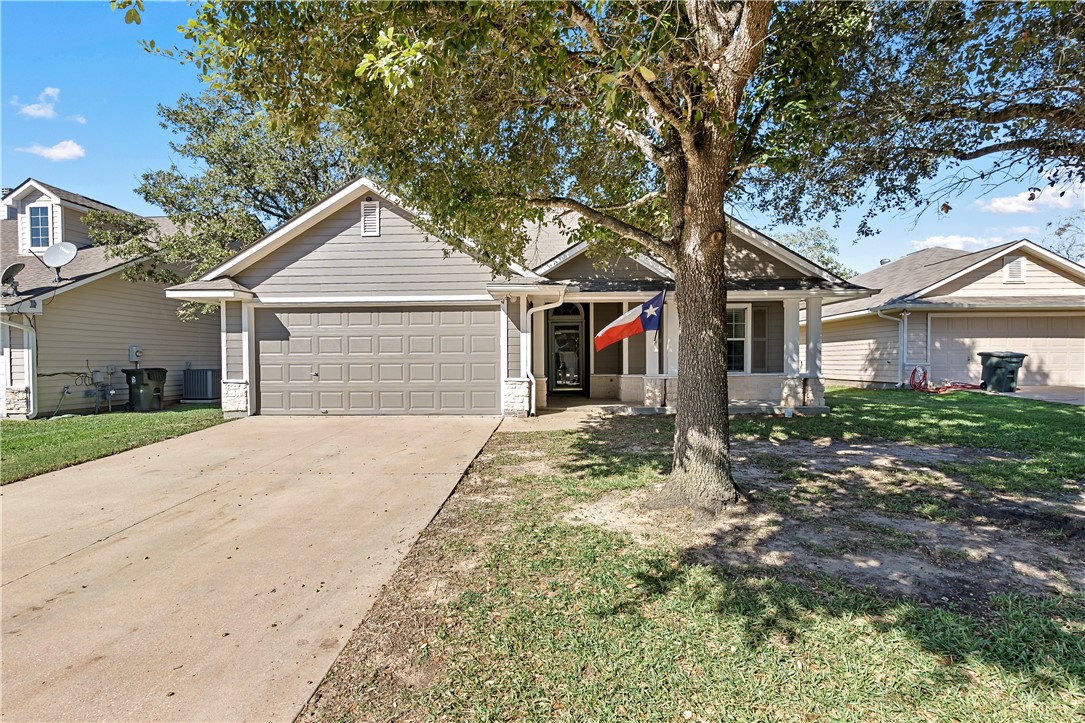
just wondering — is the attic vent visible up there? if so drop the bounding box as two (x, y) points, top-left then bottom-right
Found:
(1003, 255), (1026, 283)
(361, 200), (380, 237)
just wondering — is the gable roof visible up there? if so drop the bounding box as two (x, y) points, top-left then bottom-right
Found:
(199, 177), (541, 282)
(823, 239), (1085, 319)
(3, 178), (132, 215)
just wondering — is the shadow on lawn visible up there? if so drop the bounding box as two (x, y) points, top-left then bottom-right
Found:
(561, 400), (1085, 691)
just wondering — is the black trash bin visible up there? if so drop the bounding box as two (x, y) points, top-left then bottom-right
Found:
(122, 368), (168, 411)
(977, 352), (1028, 393)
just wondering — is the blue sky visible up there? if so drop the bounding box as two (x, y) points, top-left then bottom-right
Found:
(3, 1), (1081, 274)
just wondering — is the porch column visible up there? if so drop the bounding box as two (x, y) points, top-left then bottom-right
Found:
(645, 325), (660, 375)
(804, 296), (824, 405)
(805, 297), (822, 379)
(520, 296), (529, 377)
(663, 299), (679, 375)
(782, 298), (802, 407)
(532, 308), (547, 409)
(621, 302), (629, 375)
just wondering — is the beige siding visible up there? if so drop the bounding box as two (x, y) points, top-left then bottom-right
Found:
(8, 322), (26, 386)
(506, 300), (521, 378)
(726, 236), (806, 280)
(236, 203), (497, 297)
(548, 253), (664, 281)
(820, 315), (900, 384)
(224, 301), (244, 379)
(63, 207), (93, 248)
(933, 251), (1085, 297)
(33, 273), (220, 414)
(906, 311), (929, 364)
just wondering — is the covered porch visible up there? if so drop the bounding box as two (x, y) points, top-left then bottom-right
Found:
(492, 280), (830, 416)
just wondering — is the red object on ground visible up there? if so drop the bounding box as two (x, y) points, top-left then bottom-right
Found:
(909, 366), (986, 394)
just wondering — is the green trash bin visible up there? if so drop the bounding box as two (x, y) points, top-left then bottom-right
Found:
(122, 368), (168, 411)
(977, 352), (1028, 393)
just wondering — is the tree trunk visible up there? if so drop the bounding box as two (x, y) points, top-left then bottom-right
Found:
(656, 186), (738, 515)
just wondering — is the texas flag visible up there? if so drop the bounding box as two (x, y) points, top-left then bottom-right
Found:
(594, 291), (666, 352)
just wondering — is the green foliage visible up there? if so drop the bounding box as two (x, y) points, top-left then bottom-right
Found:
(84, 89), (365, 316)
(743, 1), (1085, 233)
(774, 227), (857, 279)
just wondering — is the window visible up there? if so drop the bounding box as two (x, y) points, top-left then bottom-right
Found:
(361, 200), (380, 236)
(726, 306), (750, 372)
(29, 206), (51, 248)
(1003, 255), (1026, 283)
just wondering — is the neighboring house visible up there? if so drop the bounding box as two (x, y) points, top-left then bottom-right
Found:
(166, 177), (873, 417)
(810, 241), (1085, 388)
(1, 179), (220, 418)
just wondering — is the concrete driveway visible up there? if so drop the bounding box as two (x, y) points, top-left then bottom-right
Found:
(1, 415), (498, 722)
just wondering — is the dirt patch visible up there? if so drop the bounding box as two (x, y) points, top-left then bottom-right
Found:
(567, 439), (1084, 611)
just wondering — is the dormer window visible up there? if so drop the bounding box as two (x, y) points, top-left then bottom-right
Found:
(1003, 255), (1026, 283)
(29, 205), (52, 248)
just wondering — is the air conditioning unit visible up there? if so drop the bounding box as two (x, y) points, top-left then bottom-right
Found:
(183, 368), (222, 401)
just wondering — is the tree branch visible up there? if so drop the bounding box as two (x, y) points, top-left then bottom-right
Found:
(914, 101), (1085, 130)
(564, 1), (688, 136)
(598, 190), (666, 211)
(901, 137), (1084, 162)
(524, 195), (675, 265)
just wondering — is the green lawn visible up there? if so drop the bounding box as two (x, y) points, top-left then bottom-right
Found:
(301, 388), (1085, 722)
(1, 404), (228, 484)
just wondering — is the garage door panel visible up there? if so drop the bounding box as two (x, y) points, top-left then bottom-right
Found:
(257, 306), (501, 415)
(409, 336), (434, 354)
(931, 315), (1085, 387)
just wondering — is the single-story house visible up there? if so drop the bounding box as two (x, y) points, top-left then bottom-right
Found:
(1, 179), (220, 418)
(166, 177), (874, 417)
(809, 241), (1085, 388)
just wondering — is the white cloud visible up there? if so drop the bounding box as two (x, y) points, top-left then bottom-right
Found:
(68, 114), (87, 124)
(976, 185), (1084, 214)
(910, 234), (1004, 252)
(17, 140), (86, 161)
(11, 87), (61, 119)
(1006, 225), (1040, 236)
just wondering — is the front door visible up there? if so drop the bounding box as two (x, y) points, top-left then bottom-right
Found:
(548, 303), (585, 392)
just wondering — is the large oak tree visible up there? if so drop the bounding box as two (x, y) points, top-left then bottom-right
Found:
(119, 0), (1084, 515)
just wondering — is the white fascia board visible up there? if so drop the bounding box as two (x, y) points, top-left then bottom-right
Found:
(634, 254), (674, 279)
(726, 216), (843, 282)
(3, 179), (59, 207)
(534, 242), (588, 275)
(251, 294), (497, 306)
(200, 176), (542, 282)
(911, 240), (1085, 300)
(199, 177), (379, 280)
(165, 289), (254, 301)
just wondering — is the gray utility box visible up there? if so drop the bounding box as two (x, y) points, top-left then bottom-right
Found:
(183, 368), (222, 400)
(122, 368), (168, 411)
(977, 352), (1028, 393)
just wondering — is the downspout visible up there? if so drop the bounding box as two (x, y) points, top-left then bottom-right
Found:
(525, 285), (569, 417)
(1, 314), (39, 419)
(875, 308), (904, 387)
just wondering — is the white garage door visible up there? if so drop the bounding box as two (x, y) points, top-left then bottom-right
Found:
(930, 315), (1085, 387)
(256, 307), (501, 415)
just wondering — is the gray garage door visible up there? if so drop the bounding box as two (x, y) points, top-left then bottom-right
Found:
(931, 315), (1085, 387)
(256, 307), (501, 414)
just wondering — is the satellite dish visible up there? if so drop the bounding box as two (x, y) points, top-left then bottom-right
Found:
(1, 262), (24, 295)
(42, 242), (78, 283)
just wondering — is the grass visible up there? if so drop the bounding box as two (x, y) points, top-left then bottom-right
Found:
(0, 404), (228, 484)
(302, 388), (1085, 721)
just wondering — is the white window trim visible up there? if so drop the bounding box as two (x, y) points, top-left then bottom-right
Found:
(727, 303), (753, 374)
(361, 200), (380, 237)
(1003, 255), (1026, 283)
(27, 203), (55, 251)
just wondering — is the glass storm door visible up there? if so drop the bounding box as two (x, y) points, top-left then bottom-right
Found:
(550, 322), (584, 391)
